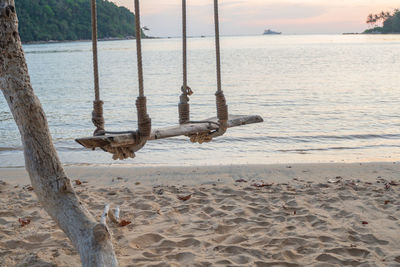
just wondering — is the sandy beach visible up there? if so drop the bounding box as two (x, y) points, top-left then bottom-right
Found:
(0, 163), (399, 266)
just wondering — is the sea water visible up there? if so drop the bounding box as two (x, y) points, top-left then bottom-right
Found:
(1, 35), (400, 167)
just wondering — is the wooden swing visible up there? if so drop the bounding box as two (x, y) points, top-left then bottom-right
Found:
(76, 0), (263, 160)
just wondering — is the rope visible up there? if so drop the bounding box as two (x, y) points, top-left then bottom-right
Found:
(91, 0), (100, 101)
(92, 100), (105, 135)
(215, 91), (228, 121)
(179, 0), (192, 124)
(89, 0), (151, 160)
(190, 132), (213, 144)
(182, 0), (188, 94)
(134, 0), (151, 140)
(214, 0), (222, 94)
(190, 0), (228, 144)
(103, 146), (136, 160)
(135, 0), (144, 97)
(178, 102), (190, 124)
(136, 96), (152, 138)
(212, 0), (228, 136)
(102, 0), (151, 161)
(90, 0), (105, 134)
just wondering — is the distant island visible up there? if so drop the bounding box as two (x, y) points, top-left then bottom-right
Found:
(364, 9), (400, 34)
(15, 0), (145, 43)
(263, 29), (281, 35)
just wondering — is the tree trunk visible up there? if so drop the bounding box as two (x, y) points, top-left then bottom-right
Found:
(0, 1), (118, 266)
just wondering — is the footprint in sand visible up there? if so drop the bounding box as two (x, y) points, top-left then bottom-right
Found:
(224, 235), (248, 245)
(325, 247), (370, 258)
(178, 237), (201, 247)
(214, 224), (237, 234)
(130, 233), (164, 248)
(166, 251), (196, 263)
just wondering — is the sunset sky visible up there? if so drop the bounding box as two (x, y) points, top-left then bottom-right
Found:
(112, 0), (398, 36)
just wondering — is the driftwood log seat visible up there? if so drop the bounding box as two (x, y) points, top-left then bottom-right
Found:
(76, 114), (263, 149)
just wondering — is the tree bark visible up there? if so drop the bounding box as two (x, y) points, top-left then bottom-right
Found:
(0, 1), (118, 266)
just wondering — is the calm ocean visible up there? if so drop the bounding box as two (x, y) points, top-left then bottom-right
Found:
(1, 35), (400, 167)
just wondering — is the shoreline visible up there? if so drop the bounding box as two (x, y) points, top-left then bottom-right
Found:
(22, 33), (400, 45)
(1, 162), (399, 186)
(22, 36), (160, 45)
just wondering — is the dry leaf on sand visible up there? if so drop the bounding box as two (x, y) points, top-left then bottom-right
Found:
(119, 220), (132, 227)
(18, 218), (31, 227)
(178, 195), (192, 201)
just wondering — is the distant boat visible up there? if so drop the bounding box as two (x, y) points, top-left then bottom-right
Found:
(263, 29), (281, 35)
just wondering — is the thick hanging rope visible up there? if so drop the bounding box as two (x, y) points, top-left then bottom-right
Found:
(134, 0), (151, 139)
(136, 96), (151, 138)
(90, 0), (105, 135)
(179, 0), (193, 124)
(135, 0), (144, 98)
(190, 0), (228, 144)
(106, 0), (151, 160)
(182, 0), (187, 93)
(88, 0), (151, 160)
(213, 0), (228, 124)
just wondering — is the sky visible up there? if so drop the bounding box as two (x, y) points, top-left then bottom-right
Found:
(112, 0), (399, 36)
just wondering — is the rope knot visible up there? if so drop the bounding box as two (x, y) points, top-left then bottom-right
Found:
(92, 100), (105, 135)
(181, 85), (193, 96)
(178, 103), (190, 124)
(136, 96), (152, 138)
(215, 91), (228, 122)
(103, 146), (136, 160)
(190, 132), (213, 144)
(179, 85), (193, 124)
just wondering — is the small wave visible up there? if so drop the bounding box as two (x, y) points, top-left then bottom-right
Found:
(56, 146), (88, 152)
(0, 147), (21, 152)
(24, 46), (134, 55)
(25, 49), (90, 54)
(297, 133), (400, 141)
(278, 143), (400, 153)
(224, 133), (400, 142)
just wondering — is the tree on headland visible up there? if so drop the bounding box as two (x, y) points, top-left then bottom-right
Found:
(1, 1), (118, 265)
(15, 0), (145, 43)
(364, 9), (400, 33)
(366, 11), (391, 28)
(366, 14), (375, 27)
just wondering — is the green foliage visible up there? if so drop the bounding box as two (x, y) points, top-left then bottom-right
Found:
(15, 0), (143, 43)
(364, 9), (400, 34)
